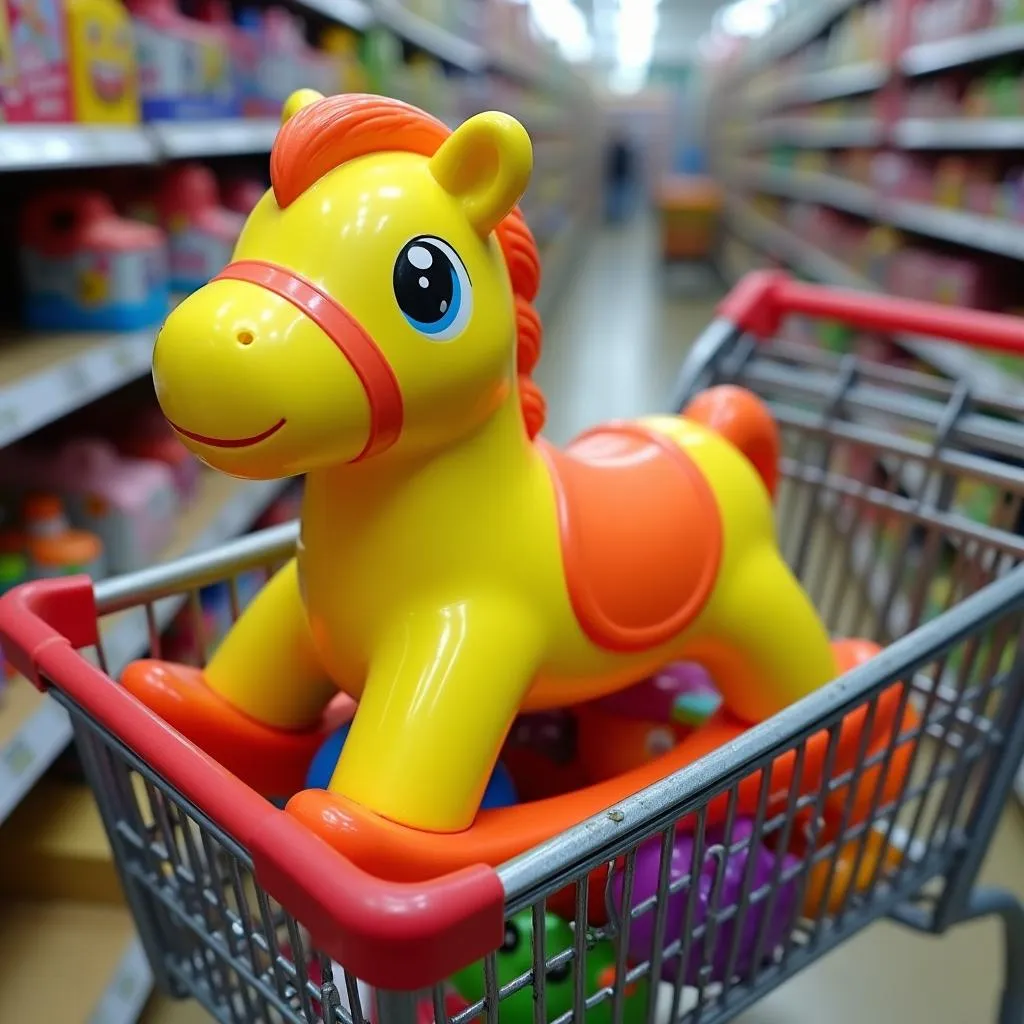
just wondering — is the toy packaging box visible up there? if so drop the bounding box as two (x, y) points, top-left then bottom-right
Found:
(3, 0), (139, 121)
(66, 0), (139, 122)
(130, 0), (238, 120)
(20, 189), (170, 331)
(3, 0), (73, 121)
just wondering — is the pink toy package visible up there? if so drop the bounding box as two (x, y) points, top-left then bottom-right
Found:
(0, 437), (179, 574)
(3, 0), (72, 122)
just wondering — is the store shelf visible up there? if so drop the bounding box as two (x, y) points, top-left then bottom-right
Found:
(0, 117), (284, 172)
(740, 163), (876, 218)
(767, 61), (888, 109)
(0, 901), (151, 1024)
(750, 117), (884, 148)
(0, 329), (156, 450)
(373, 0), (485, 72)
(736, 0), (864, 78)
(879, 198), (1024, 261)
(893, 118), (1024, 150)
(725, 199), (868, 290)
(0, 125), (157, 172)
(0, 472), (289, 829)
(724, 199), (1022, 398)
(740, 162), (1024, 262)
(293, 0), (373, 30)
(901, 22), (1024, 78)
(148, 119), (280, 160)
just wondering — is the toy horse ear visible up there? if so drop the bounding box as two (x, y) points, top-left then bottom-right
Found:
(429, 112), (532, 237)
(281, 89), (324, 125)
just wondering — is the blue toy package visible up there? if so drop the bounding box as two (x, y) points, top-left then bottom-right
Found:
(20, 191), (170, 333)
(130, 0), (240, 121)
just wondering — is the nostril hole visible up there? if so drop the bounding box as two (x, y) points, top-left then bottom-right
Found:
(236, 329), (255, 347)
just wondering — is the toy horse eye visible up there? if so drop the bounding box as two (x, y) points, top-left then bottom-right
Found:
(393, 235), (472, 342)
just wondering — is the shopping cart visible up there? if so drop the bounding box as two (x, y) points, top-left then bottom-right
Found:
(2, 271), (1024, 1024)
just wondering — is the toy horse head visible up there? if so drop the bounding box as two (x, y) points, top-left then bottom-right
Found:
(153, 91), (547, 479)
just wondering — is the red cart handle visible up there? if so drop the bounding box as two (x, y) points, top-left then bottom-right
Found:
(719, 270), (1024, 357)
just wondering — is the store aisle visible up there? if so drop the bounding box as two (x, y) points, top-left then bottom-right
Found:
(535, 213), (722, 443)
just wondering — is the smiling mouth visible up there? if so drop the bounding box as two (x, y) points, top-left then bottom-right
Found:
(169, 418), (286, 448)
(90, 60), (126, 103)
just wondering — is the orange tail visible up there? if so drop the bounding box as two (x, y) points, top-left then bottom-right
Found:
(683, 385), (780, 497)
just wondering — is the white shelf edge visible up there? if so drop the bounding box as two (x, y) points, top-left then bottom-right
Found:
(762, 61), (888, 110)
(373, 0), (485, 73)
(0, 476), (290, 830)
(87, 935), (154, 1024)
(0, 125), (158, 172)
(149, 119), (280, 160)
(731, 0), (864, 82)
(738, 161), (1024, 263)
(0, 330), (156, 450)
(893, 117), (1024, 150)
(293, 0), (373, 30)
(880, 198), (1024, 261)
(724, 199), (1024, 399)
(740, 163), (876, 218)
(750, 117), (884, 149)
(902, 22), (1024, 78)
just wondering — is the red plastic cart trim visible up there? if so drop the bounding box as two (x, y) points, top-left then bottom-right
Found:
(719, 270), (1024, 355)
(0, 579), (505, 990)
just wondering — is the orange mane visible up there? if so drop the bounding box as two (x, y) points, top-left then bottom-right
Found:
(271, 94), (546, 438)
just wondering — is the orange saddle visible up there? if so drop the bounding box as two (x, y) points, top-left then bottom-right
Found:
(537, 422), (723, 653)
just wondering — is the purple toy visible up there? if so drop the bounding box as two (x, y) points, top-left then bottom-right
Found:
(613, 818), (798, 985)
(595, 662), (722, 728)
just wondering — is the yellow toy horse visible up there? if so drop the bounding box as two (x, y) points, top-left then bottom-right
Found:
(124, 90), (839, 834)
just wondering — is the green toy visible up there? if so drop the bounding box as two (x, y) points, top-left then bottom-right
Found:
(449, 910), (649, 1024)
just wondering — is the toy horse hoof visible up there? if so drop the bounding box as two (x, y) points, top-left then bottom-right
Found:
(121, 659), (333, 796)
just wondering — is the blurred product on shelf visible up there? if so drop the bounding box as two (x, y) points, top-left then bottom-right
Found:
(3, 0), (139, 122)
(221, 176), (267, 215)
(113, 405), (201, 500)
(19, 189), (169, 331)
(156, 162), (244, 292)
(67, 0), (140, 122)
(21, 493), (105, 578)
(321, 24), (369, 94)
(253, 480), (303, 528)
(0, 435), (179, 574)
(162, 480), (302, 664)
(128, 0), (238, 120)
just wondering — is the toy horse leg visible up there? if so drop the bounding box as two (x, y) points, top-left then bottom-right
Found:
(203, 559), (336, 725)
(689, 544), (837, 724)
(329, 597), (544, 833)
(122, 559), (337, 795)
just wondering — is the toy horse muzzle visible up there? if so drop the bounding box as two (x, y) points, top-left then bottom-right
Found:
(214, 261), (405, 461)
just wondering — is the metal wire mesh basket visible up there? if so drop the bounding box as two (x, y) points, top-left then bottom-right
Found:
(1, 273), (1023, 1024)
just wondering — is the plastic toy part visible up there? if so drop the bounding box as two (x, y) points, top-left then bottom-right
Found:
(306, 722), (518, 810)
(803, 830), (904, 918)
(614, 818), (799, 984)
(449, 910), (648, 1024)
(138, 90), (839, 834)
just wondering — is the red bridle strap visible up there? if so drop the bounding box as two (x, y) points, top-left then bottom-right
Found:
(214, 259), (404, 461)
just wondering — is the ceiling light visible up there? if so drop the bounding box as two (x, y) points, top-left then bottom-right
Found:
(528, 0), (593, 62)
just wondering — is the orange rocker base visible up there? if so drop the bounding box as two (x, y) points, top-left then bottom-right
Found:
(122, 637), (918, 893)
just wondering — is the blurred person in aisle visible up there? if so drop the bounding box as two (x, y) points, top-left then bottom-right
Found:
(605, 132), (635, 224)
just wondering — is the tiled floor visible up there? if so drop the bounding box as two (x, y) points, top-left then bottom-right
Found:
(144, 214), (1024, 1023)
